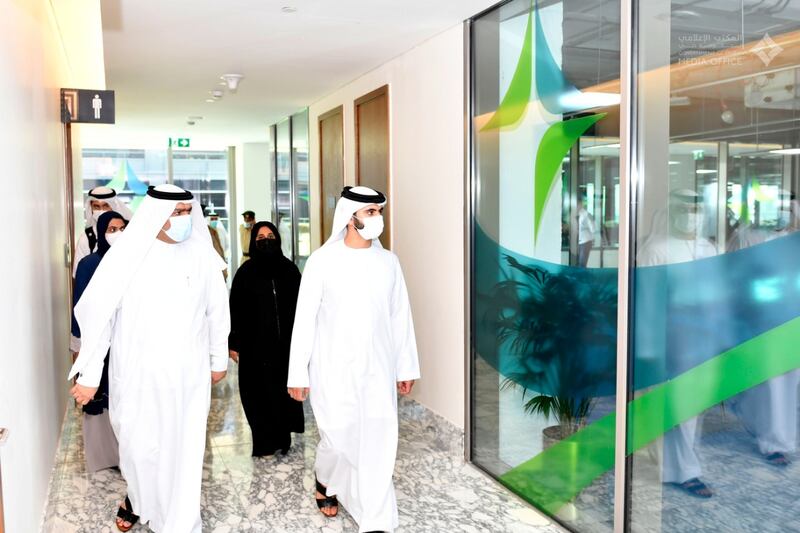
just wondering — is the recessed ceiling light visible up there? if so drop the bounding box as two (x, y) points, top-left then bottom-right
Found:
(669, 161), (680, 165)
(205, 99), (215, 103)
(281, 6), (297, 13)
(770, 148), (800, 155)
(696, 169), (717, 174)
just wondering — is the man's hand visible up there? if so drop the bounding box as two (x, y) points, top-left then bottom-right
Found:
(288, 387), (309, 402)
(229, 350), (239, 363)
(211, 371), (227, 385)
(71, 352), (79, 384)
(70, 383), (98, 406)
(397, 380), (415, 396)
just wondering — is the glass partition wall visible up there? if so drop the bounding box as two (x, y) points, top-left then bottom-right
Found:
(270, 109), (310, 268)
(468, 1), (800, 532)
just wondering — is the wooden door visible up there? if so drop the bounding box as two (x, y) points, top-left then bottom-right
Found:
(355, 85), (390, 249)
(318, 106), (344, 242)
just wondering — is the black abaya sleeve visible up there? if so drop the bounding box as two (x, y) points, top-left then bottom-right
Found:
(228, 264), (250, 353)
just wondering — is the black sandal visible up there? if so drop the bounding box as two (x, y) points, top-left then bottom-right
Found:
(670, 478), (713, 499)
(315, 477), (338, 516)
(116, 495), (140, 532)
(766, 452), (791, 467)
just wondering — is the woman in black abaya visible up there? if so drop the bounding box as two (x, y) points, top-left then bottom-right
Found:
(229, 221), (304, 456)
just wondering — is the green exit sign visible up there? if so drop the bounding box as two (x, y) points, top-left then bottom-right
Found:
(169, 137), (190, 148)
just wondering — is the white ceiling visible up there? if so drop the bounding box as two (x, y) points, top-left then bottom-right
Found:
(86, 0), (497, 149)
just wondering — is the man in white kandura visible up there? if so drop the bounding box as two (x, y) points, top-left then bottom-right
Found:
(637, 189), (716, 498)
(69, 184), (230, 533)
(74, 186), (133, 277)
(727, 190), (800, 467)
(287, 186), (420, 533)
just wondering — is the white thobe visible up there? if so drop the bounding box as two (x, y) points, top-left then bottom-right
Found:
(637, 234), (716, 483)
(76, 239), (229, 532)
(287, 240), (421, 533)
(727, 225), (800, 455)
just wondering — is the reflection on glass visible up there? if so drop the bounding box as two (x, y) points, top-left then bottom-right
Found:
(276, 119), (293, 259)
(291, 109), (310, 270)
(629, 1), (800, 531)
(470, 0), (620, 531)
(82, 148), (169, 213)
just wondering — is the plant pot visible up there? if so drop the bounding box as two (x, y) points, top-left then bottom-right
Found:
(542, 424), (574, 449)
(542, 425), (580, 522)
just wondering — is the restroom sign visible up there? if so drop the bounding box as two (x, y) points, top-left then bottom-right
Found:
(61, 89), (115, 124)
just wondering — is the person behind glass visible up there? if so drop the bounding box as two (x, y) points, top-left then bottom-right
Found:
(727, 190), (800, 467)
(577, 197), (596, 268)
(239, 210), (256, 263)
(71, 211), (126, 473)
(637, 189), (716, 498)
(228, 221), (304, 456)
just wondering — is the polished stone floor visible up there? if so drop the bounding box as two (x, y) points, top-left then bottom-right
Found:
(42, 372), (563, 532)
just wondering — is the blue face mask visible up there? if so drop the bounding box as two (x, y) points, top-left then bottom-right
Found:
(209, 219), (219, 229)
(164, 215), (192, 242)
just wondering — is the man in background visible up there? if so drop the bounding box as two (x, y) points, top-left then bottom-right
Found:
(577, 197), (596, 268)
(240, 210), (255, 263)
(203, 205), (228, 280)
(74, 186), (133, 277)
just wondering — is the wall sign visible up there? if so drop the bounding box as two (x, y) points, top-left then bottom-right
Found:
(61, 89), (115, 124)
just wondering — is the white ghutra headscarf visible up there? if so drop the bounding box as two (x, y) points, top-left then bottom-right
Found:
(324, 186), (387, 248)
(83, 186), (133, 228)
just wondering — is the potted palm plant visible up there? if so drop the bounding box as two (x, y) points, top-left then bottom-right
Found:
(483, 254), (617, 446)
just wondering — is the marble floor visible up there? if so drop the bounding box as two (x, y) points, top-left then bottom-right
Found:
(41, 372), (564, 533)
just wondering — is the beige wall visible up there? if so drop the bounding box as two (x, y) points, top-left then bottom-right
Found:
(308, 25), (466, 429)
(0, 1), (105, 531)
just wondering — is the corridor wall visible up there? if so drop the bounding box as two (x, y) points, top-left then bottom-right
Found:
(308, 24), (467, 429)
(0, 1), (105, 531)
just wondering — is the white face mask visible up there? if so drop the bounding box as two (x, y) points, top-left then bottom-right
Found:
(92, 209), (105, 224)
(163, 215), (193, 242)
(354, 214), (384, 240)
(105, 231), (121, 247)
(674, 212), (702, 235)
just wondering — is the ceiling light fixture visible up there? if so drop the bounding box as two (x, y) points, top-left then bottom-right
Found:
(696, 169), (717, 174)
(770, 148), (800, 155)
(220, 73), (244, 93)
(672, 9), (700, 18)
(205, 99), (215, 103)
